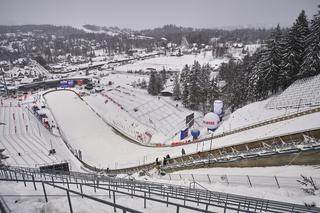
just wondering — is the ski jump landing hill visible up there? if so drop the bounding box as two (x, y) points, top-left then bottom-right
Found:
(1, 74), (320, 173)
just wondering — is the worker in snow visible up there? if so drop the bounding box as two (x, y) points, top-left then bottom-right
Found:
(182, 148), (186, 155)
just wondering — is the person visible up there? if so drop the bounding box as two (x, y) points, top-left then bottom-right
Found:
(181, 148), (186, 155)
(163, 157), (167, 166)
(155, 157), (159, 165)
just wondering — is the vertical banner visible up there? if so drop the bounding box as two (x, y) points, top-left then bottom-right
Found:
(180, 128), (189, 140)
(186, 113), (194, 128)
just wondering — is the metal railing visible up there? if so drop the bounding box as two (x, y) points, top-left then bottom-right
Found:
(159, 173), (320, 190)
(0, 166), (319, 213)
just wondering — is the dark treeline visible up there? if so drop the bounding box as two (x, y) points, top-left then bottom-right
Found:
(0, 25), (84, 36)
(219, 8), (320, 111)
(147, 61), (219, 114)
(0, 25), (162, 63)
(140, 24), (272, 44)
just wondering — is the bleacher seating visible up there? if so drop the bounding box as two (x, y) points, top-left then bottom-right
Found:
(0, 105), (60, 166)
(104, 86), (197, 136)
(266, 74), (320, 109)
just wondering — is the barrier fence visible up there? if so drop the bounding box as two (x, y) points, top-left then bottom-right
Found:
(0, 166), (319, 213)
(158, 173), (320, 189)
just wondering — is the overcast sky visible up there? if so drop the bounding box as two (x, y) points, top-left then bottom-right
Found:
(0, 0), (318, 29)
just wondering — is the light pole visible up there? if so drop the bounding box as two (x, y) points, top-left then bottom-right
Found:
(210, 133), (213, 151)
(297, 99), (302, 113)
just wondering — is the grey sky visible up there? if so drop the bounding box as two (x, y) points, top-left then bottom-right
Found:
(0, 0), (318, 29)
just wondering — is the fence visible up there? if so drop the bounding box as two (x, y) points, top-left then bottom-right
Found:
(0, 166), (319, 213)
(158, 173), (320, 189)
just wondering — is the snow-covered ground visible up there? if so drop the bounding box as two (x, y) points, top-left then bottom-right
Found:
(0, 180), (198, 213)
(171, 165), (320, 177)
(116, 51), (228, 72)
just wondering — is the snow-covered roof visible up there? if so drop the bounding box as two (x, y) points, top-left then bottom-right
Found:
(20, 78), (34, 84)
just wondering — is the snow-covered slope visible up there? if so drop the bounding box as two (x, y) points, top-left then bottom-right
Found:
(266, 74), (320, 109)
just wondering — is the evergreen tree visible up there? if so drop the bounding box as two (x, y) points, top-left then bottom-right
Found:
(148, 71), (158, 95)
(188, 61), (201, 110)
(160, 68), (167, 88)
(155, 73), (163, 94)
(181, 65), (190, 107)
(246, 48), (267, 101)
(299, 6), (320, 78)
(172, 74), (181, 100)
(180, 64), (189, 84)
(260, 25), (285, 94)
(207, 77), (220, 105)
(282, 10), (310, 87)
(140, 78), (147, 89)
(198, 64), (211, 112)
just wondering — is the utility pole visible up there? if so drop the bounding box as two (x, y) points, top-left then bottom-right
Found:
(297, 99), (302, 113)
(210, 133), (213, 151)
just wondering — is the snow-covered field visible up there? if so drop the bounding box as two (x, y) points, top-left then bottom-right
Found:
(171, 165), (320, 177)
(116, 51), (228, 72)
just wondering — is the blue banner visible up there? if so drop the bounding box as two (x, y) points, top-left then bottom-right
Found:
(180, 128), (189, 140)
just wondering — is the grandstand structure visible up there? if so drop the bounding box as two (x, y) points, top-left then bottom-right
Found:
(103, 86), (201, 137)
(266, 74), (320, 109)
(0, 100), (72, 167)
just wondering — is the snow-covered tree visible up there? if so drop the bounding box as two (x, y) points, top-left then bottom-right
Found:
(246, 48), (268, 101)
(181, 65), (190, 107)
(198, 64), (211, 112)
(207, 77), (220, 105)
(299, 6), (320, 78)
(282, 10), (310, 87)
(259, 25), (285, 94)
(172, 74), (181, 100)
(160, 68), (167, 88)
(180, 64), (189, 84)
(188, 61), (202, 110)
(148, 71), (158, 95)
